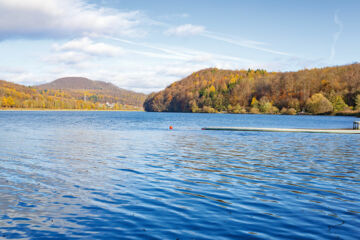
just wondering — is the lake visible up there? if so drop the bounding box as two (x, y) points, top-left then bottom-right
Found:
(0, 111), (359, 239)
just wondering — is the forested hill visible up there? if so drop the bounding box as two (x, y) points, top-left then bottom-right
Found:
(0, 78), (146, 110)
(144, 63), (360, 114)
(36, 77), (146, 107)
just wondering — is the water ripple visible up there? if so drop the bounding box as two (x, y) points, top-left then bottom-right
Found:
(0, 112), (359, 239)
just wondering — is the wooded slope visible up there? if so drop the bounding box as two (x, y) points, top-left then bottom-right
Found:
(0, 77), (146, 110)
(36, 77), (146, 107)
(144, 64), (360, 114)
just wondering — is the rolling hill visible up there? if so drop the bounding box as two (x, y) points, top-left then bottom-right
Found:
(36, 77), (146, 107)
(144, 63), (360, 115)
(0, 77), (146, 110)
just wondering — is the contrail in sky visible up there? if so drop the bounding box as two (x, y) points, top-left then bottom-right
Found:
(201, 31), (291, 56)
(330, 11), (343, 61)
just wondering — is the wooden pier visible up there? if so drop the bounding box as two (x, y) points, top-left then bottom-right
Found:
(353, 121), (360, 130)
(202, 126), (360, 134)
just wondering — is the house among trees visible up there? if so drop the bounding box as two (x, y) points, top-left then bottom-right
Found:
(106, 102), (115, 108)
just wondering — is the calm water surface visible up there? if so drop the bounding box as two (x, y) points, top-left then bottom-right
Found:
(0, 111), (359, 239)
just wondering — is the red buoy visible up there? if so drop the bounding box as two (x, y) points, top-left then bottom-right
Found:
(169, 126), (173, 130)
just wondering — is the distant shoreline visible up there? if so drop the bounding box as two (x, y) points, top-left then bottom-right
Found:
(1, 108), (358, 117)
(0, 108), (143, 112)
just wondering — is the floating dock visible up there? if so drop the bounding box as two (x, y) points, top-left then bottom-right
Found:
(202, 127), (360, 134)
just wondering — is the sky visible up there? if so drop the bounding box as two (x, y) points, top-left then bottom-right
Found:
(0, 0), (359, 93)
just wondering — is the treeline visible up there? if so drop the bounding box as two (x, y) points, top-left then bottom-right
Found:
(144, 63), (360, 115)
(0, 80), (142, 110)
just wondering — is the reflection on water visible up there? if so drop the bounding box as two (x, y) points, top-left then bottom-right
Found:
(0, 111), (359, 239)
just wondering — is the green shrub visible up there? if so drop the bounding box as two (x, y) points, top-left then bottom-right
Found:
(288, 98), (300, 112)
(330, 95), (347, 112)
(249, 107), (260, 114)
(202, 106), (217, 113)
(305, 93), (333, 114)
(258, 97), (273, 113)
(355, 94), (360, 110)
(286, 108), (297, 115)
(271, 106), (279, 114)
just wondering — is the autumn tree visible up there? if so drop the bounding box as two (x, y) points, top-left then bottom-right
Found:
(355, 94), (360, 110)
(305, 93), (333, 114)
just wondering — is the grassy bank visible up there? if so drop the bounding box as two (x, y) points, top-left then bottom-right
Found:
(334, 110), (360, 117)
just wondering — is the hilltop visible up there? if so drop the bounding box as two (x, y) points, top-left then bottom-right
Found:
(144, 63), (360, 115)
(36, 77), (146, 107)
(0, 77), (146, 110)
(37, 77), (120, 91)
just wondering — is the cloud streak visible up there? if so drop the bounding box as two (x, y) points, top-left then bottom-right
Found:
(104, 35), (255, 64)
(330, 11), (343, 61)
(163, 24), (289, 56)
(201, 32), (290, 56)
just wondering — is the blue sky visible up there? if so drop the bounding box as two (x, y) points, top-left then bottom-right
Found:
(0, 0), (359, 93)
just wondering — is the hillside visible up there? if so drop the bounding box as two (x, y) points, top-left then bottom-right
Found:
(36, 77), (146, 107)
(0, 78), (146, 110)
(144, 63), (360, 114)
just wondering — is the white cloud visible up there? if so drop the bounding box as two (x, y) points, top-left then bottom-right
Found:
(0, 0), (142, 39)
(45, 51), (89, 65)
(54, 37), (124, 57)
(165, 24), (205, 36)
(0, 1), (331, 94)
(0, 70), (45, 85)
(107, 58), (253, 93)
(45, 37), (125, 66)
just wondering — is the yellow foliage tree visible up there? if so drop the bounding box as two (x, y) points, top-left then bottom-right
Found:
(1, 96), (8, 107)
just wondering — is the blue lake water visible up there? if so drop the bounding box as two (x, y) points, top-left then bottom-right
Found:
(0, 111), (359, 239)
